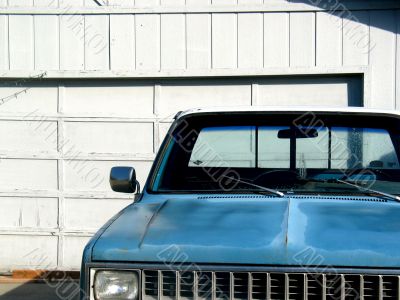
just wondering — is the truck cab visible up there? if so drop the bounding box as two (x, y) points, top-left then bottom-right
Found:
(81, 107), (400, 299)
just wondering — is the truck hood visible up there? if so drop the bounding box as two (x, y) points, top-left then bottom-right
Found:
(92, 195), (400, 267)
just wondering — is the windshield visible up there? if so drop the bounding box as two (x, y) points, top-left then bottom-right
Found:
(150, 113), (400, 195)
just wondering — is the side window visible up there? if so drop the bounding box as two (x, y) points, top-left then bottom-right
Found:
(189, 126), (256, 168)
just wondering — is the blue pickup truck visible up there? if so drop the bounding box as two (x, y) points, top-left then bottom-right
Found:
(81, 107), (400, 300)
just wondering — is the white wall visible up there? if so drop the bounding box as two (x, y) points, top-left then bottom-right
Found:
(0, 2), (398, 107)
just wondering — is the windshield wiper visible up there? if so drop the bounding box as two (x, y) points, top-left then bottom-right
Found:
(336, 179), (400, 202)
(220, 175), (285, 197)
(304, 177), (400, 203)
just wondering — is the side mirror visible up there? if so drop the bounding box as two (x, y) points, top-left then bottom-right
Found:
(110, 166), (139, 193)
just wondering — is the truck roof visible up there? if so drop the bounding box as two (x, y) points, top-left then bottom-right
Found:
(176, 106), (400, 120)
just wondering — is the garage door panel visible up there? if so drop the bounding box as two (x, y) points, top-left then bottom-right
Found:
(62, 236), (91, 269)
(0, 120), (57, 152)
(186, 14), (211, 69)
(136, 14), (161, 70)
(161, 14), (186, 69)
(258, 82), (349, 106)
(0, 15), (8, 70)
(0, 235), (58, 269)
(9, 15), (34, 70)
(159, 82), (252, 116)
(0, 159), (58, 190)
(63, 82), (154, 118)
(64, 160), (152, 192)
(212, 13), (238, 69)
(264, 13), (289, 68)
(60, 15), (85, 70)
(64, 122), (154, 154)
(0, 197), (58, 229)
(257, 76), (362, 107)
(0, 84), (57, 114)
(84, 15), (110, 71)
(34, 15), (59, 70)
(289, 12), (316, 67)
(64, 198), (132, 231)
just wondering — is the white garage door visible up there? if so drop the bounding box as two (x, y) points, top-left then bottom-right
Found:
(0, 75), (362, 271)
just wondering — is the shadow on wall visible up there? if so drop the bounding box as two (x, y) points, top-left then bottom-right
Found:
(293, 0), (399, 34)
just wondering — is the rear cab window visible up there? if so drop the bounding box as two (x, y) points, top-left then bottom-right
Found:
(150, 113), (400, 196)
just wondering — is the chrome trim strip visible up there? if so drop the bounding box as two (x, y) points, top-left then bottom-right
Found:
(284, 273), (289, 300)
(193, 271), (198, 300)
(229, 272), (234, 300)
(176, 271), (180, 300)
(247, 272), (251, 300)
(340, 274), (345, 300)
(398, 276), (400, 300)
(266, 273), (270, 300)
(360, 275), (364, 300)
(141, 270), (145, 300)
(211, 272), (216, 300)
(158, 270), (162, 300)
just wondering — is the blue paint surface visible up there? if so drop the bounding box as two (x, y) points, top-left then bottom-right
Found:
(87, 194), (400, 267)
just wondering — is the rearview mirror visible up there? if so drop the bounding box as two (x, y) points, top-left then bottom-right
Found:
(110, 166), (138, 193)
(278, 128), (318, 139)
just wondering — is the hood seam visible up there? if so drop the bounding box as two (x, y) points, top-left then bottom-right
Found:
(285, 197), (291, 248)
(138, 200), (169, 249)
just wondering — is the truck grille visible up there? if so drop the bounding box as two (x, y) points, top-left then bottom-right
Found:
(142, 270), (400, 300)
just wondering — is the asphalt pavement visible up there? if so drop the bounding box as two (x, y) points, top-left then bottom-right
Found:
(0, 281), (80, 300)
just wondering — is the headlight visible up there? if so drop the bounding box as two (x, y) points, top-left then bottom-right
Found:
(94, 270), (139, 300)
